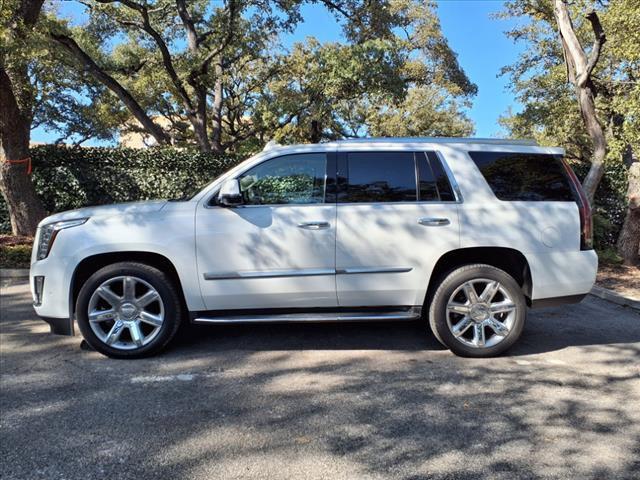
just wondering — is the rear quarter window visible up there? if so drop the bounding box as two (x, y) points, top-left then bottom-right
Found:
(468, 152), (575, 201)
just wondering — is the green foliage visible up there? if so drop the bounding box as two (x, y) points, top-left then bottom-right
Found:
(0, 244), (31, 269)
(0, 145), (243, 233)
(596, 245), (623, 266)
(498, 0), (639, 165)
(36, 1), (476, 149)
(571, 160), (628, 247)
(255, 2), (477, 143)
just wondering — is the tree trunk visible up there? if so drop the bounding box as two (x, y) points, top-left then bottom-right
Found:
(210, 61), (224, 153)
(310, 119), (322, 143)
(553, 1), (607, 204)
(0, 67), (46, 236)
(617, 156), (640, 266)
(575, 85), (606, 201)
(190, 105), (212, 153)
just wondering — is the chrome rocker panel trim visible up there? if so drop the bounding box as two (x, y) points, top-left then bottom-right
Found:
(193, 307), (422, 324)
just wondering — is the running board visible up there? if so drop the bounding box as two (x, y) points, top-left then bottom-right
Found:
(192, 307), (422, 324)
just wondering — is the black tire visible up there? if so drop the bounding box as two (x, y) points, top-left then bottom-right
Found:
(76, 262), (183, 359)
(428, 264), (526, 358)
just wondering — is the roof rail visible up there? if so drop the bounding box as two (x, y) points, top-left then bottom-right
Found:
(335, 137), (539, 146)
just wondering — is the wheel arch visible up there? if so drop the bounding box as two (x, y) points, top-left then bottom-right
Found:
(70, 251), (188, 319)
(424, 247), (533, 308)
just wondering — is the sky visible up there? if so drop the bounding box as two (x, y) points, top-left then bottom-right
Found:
(32, 0), (527, 144)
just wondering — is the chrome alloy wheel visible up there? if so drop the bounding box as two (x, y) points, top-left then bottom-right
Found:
(87, 276), (165, 350)
(445, 278), (517, 349)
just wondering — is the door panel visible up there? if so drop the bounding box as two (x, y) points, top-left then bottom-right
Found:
(196, 205), (337, 310)
(195, 152), (337, 311)
(335, 150), (460, 307)
(336, 203), (459, 306)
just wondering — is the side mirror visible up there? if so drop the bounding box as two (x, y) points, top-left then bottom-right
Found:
(217, 178), (243, 207)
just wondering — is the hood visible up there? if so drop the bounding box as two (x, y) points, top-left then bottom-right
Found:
(38, 200), (168, 227)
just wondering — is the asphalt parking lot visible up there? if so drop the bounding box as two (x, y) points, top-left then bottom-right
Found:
(1, 280), (639, 480)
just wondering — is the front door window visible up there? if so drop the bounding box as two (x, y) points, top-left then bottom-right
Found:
(238, 153), (327, 205)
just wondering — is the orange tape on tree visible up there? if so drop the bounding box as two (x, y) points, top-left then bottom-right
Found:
(3, 157), (32, 174)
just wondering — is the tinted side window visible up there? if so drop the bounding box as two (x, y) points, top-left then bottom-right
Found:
(469, 152), (574, 201)
(344, 152), (416, 203)
(238, 153), (327, 205)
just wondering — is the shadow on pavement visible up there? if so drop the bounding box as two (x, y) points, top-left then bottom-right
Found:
(2, 283), (639, 480)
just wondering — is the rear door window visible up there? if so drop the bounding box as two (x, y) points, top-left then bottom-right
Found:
(469, 152), (575, 201)
(342, 152), (417, 203)
(339, 151), (457, 203)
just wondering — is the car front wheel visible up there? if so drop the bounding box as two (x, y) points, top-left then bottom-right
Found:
(428, 264), (526, 357)
(76, 262), (182, 359)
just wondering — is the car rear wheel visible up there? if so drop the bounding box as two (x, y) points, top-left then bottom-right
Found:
(428, 264), (526, 357)
(76, 262), (182, 359)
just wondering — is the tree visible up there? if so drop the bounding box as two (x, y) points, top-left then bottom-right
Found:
(49, 0), (302, 152)
(0, 0), (47, 236)
(48, 0), (475, 150)
(552, 0), (606, 203)
(606, 0), (640, 265)
(249, 1), (476, 143)
(618, 157), (639, 265)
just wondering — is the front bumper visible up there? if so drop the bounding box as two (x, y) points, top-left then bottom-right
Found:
(30, 257), (75, 336)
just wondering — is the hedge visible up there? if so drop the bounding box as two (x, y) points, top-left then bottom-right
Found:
(0, 145), (242, 233)
(0, 145), (629, 249)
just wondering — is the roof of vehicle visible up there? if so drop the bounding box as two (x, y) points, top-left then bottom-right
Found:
(334, 137), (539, 146)
(263, 137), (539, 152)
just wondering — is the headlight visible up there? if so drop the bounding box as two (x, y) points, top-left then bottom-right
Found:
(36, 218), (89, 260)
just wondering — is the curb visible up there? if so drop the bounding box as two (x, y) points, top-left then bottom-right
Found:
(590, 286), (640, 311)
(0, 268), (29, 279)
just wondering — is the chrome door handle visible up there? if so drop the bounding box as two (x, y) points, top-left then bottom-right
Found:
(298, 221), (330, 230)
(418, 217), (450, 227)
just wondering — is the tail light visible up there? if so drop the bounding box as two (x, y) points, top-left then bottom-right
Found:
(561, 159), (593, 250)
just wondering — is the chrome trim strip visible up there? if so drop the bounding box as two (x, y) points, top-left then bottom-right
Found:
(204, 266), (412, 280)
(194, 308), (422, 324)
(203, 268), (335, 280)
(336, 267), (413, 275)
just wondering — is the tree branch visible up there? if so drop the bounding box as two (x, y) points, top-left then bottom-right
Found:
(93, 0), (195, 113)
(189, 0), (238, 81)
(49, 32), (170, 145)
(175, 0), (198, 52)
(581, 10), (606, 86)
(553, 0), (588, 76)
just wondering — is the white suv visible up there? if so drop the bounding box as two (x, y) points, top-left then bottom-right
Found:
(30, 138), (598, 358)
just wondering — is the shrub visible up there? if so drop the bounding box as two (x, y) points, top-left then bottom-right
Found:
(0, 145), (243, 233)
(0, 244), (32, 269)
